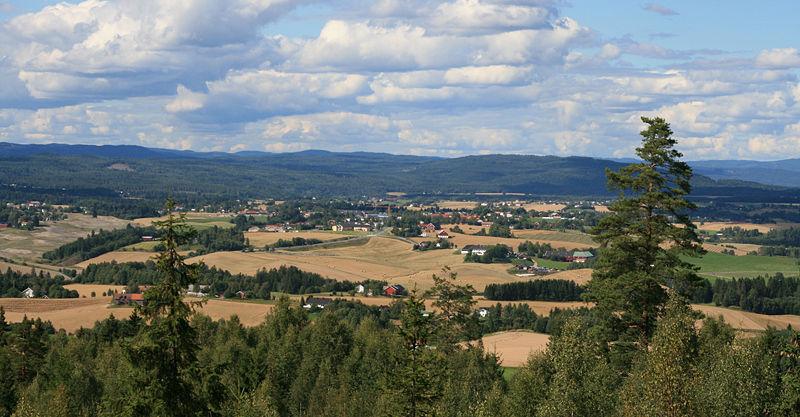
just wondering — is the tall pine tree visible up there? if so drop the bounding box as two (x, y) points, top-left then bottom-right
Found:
(587, 117), (704, 348)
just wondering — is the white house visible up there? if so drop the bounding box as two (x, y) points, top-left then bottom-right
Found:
(460, 245), (488, 256)
(478, 308), (489, 318)
(355, 284), (366, 294)
(22, 287), (35, 298)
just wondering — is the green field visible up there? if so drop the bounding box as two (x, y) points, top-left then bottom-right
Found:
(533, 258), (572, 270)
(685, 252), (800, 279)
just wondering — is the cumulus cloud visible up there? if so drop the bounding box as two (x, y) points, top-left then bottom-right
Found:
(756, 48), (800, 69)
(0, 0), (798, 159)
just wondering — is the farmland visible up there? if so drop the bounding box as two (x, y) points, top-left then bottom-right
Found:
(132, 212), (234, 230)
(481, 331), (550, 367)
(685, 251), (800, 279)
(0, 213), (129, 263)
(244, 230), (354, 247)
(0, 293), (274, 332)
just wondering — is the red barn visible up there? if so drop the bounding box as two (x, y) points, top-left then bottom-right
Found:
(384, 284), (407, 297)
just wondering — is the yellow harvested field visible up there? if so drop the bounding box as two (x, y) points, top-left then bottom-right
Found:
(437, 201), (479, 210)
(64, 284), (126, 297)
(522, 203), (566, 212)
(481, 331), (550, 367)
(132, 212), (233, 227)
(546, 269), (593, 285)
(245, 231), (347, 247)
(76, 251), (157, 268)
(189, 236), (531, 291)
(693, 305), (800, 331)
(474, 298), (591, 316)
(0, 298), (274, 332)
(593, 205), (610, 212)
(697, 222), (794, 233)
(703, 243), (762, 256)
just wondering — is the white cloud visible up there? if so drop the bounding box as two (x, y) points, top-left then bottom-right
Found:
(756, 48), (800, 69)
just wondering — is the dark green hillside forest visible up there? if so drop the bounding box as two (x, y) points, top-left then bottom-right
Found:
(2, 121), (800, 417)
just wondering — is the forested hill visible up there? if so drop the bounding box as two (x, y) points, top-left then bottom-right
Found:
(1, 142), (799, 205)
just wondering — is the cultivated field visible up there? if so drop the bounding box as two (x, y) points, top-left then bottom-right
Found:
(0, 296), (274, 332)
(522, 203), (566, 212)
(481, 331), (550, 367)
(436, 201), (479, 210)
(695, 305), (800, 331)
(76, 251), (158, 268)
(188, 236), (529, 291)
(244, 231), (350, 247)
(132, 212), (234, 230)
(703, 242), (762, 256)
(0, 213), (129, 263)
(686, 252), (800, 279)
(64, 284), (126, 297)
(696, 222), (795, 233)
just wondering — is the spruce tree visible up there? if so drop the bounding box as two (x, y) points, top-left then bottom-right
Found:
(587, 117), (704, 347)
(124, 200), (203, 417)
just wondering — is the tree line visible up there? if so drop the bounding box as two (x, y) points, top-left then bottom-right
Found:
(77, 261), (387, 299)
(483, 279), (585, 301)
(42, 225), (157, 263)
(691, 273), (800, 315)
(0, 269), (78, 298)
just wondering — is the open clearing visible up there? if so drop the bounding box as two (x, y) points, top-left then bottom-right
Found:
(481, 331), (550, 367)
(440, 225), (596, 250)
(245, 231), (350, 247)
(0, 214), (129, 263)
(686, 252), (799, 279)
(0, 297), (274, 332)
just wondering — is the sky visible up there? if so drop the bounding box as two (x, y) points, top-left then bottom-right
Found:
(0, 0), (799, 160)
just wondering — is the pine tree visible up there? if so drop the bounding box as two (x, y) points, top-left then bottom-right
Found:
(587, 117), (704, 347)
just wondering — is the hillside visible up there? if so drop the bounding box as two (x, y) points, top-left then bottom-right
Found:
(1, 142), (799, 205)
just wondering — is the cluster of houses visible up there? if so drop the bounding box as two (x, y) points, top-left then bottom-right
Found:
(419, 222), (450, 239)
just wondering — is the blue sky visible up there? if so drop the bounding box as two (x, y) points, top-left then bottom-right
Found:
(0, 0), (798, 159)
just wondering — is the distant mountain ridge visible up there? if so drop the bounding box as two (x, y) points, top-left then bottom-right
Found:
(1, 141), (799, 203)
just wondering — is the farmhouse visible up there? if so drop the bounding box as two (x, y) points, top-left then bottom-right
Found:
(436, 230), (450, 239)
(113, 293), (145, 306)
(22, 287), (35, 298)
(141, 235), (155, 242)
(303, 297), (333, 309)
(355, 284), (365, 294)
(384, 284), (406, 297)
(460, 245), (488, 256)
(235, 290), (247, 299)
(570, 251), (594, 263)
(478, 308), (489, 318)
